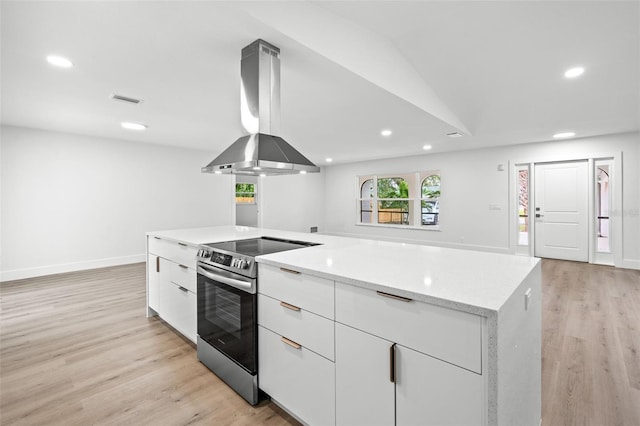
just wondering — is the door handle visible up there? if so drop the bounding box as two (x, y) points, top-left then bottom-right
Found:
(390, 343), (397, 383)
(280, 301), (301, 312)
(281, 336), (302, 350)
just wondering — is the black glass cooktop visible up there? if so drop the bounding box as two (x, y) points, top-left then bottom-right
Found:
(203, 237), (319, 258)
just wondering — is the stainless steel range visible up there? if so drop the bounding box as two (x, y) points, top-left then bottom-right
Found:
(195, 236), (319, 405)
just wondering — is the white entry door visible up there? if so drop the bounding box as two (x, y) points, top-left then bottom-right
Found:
(534, 161), (588, 261)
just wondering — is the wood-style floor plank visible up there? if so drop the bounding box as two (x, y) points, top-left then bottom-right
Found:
(1, 259), (639, 425)
(0, 264), (298, 426)
(541, 259), (640, 426)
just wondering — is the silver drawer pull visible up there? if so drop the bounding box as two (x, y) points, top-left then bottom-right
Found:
(280, 301), (301, 312)
(281, 336), (301, 350)
(178, 242), (188, 247)
(280, 267), (301, 275)
(178, 264), (188, 269)
(178, 286), (188, 293)
(153, 236), (161, 240)
(376, 291), (413, 303)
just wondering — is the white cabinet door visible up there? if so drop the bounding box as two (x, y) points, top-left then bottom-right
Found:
(335, 324), (394, 426)
(396, 345), (483, 426)
(147, 254), (160, 312)
(259, 326), (335, 426)
(159, 259), (197, 343)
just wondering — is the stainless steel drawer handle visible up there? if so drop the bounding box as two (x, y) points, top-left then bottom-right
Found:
(280, 267), (301, 275)
(178, 264), (188, 269)
(178, 286), (188, 293)
(376, 291), (413, 303)
(281, 336), (301, 350)
(280, 301), (301, 312)
(153, 236), (161, 240)
(178, 242), (188, 247)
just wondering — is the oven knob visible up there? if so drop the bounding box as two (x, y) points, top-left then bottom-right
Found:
(242, 260), (251, 269)
(202, 251), (210, 258)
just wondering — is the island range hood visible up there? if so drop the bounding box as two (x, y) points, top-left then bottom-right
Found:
(202, 39), (319, 176)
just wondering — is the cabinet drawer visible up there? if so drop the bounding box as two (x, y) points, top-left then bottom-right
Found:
(258, 294), (334, 361)
(335, 282), (482, 374)
(165, 259), (196, 293)
(258, 326), (335, 426)
(148, 236), (198, 269)
(258, 264), (334, 319)
(159, 280), (197, 343)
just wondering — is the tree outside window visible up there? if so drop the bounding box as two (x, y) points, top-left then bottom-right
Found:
(378, 177), (410, 225)
(235, 183), (255, 204)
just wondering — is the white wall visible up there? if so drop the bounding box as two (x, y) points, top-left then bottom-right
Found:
(323, 132), (639, 269)
(0, 125), (234, 281)
(259, 171), (325, 234)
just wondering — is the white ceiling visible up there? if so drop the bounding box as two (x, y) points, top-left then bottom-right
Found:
(2, 1), (638, 166)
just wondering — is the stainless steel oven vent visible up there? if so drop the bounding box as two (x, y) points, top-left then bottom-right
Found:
(202, 39), (319, 176)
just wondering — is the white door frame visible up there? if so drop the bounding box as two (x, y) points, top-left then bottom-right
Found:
(509, 151), (622, 267)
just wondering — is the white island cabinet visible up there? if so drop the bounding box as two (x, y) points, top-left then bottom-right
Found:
(335, 283), (483, 426)
(257, 264), (336, 426)
(145, 226), (541, 426)
(146, 235), (198, 343)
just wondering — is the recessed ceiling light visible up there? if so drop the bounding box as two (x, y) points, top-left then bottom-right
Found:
(553, 131), (576, 139)
(46, 55), (73, 68)
(214, 171), (222, 175)
(300, 170), (307, 174)
(259, 173), (266, 177)
(326, 158), (333, 163)
(380, 129), (392, 137)
(564, 67), (585, 79)
(422, 145), (432, 150)
(121, 122), (148, 131)
(446, 132), (463, 138)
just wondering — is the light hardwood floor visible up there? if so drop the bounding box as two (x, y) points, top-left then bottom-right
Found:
(1, 260), (639, 425)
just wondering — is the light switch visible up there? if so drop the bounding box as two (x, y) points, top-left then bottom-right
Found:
(524, 288), (532, 310)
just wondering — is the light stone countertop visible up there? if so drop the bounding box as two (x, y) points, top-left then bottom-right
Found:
(147, 225), (540, 316)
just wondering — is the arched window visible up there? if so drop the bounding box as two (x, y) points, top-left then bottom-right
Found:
(357, 171), (440, 229)
(360, 179), (374, 223)
(421, 174), (440, 226)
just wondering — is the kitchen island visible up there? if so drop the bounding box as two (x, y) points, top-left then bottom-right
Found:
(146, 225), (541, 426)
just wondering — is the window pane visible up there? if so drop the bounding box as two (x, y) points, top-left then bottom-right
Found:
(361, 179), (374, 198)
(421, 174), (440, 226)
(360, 199), (373, 223)
(596, 165), (610, 253)
(236, 183), (255, 203)
(518, 169), (529, 246)
(421, 174), (440, 198)
(378, 178), (408, 199)
(421, 199), (439, 225)
(378, 200), (411, 225)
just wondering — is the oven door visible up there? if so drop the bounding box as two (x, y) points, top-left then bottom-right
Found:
(197, 263), (257, 374)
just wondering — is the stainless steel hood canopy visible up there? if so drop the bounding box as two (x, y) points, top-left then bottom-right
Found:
(202, 39), (319, 176)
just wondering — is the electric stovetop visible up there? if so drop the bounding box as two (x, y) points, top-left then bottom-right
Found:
(202, 236), (319, 258)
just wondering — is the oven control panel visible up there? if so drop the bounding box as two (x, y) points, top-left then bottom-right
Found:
(197, 248), (253, 275)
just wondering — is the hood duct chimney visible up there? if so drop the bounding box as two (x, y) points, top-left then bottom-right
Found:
(202, 39), (320, 176)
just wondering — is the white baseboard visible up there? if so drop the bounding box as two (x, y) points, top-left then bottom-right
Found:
(0, 254), (146, 282)
(620, 258), (640, 270)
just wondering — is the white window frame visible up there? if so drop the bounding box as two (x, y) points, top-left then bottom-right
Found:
(356, 171), (441, 231)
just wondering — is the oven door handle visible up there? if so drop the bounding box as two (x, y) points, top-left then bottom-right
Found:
(197, 265), (254, 292)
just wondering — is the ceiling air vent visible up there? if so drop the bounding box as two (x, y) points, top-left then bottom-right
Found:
(110, 93), (143, 105)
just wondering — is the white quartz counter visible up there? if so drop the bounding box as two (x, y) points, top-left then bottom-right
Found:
(148, 225), (540, 316)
